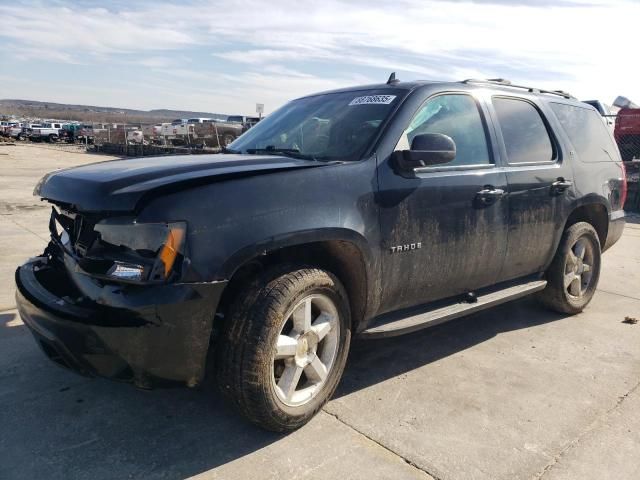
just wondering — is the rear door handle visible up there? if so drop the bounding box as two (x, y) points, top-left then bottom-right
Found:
(551, 178), (573, 193)
(475, 187), (505, 206)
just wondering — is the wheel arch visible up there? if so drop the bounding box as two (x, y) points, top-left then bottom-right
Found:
(563, 201), (609, 249)
(216, 229), (376, 334)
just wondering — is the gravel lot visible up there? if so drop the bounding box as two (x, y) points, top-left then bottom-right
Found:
(1, 144), (639, 480)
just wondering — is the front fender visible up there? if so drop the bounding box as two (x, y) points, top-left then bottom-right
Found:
(219, 227), (374, 280)
(136, 159), (382, 291)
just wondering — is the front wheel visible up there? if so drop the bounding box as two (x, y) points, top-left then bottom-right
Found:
(216, 267), (351, 432)
(537, 222), (601, 314)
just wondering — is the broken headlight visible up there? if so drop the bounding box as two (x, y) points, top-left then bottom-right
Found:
(78, 219), (187, 284)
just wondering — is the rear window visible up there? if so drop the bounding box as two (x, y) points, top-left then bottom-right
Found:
(550, 103), (618, 162)
(492, 97), (554, 164)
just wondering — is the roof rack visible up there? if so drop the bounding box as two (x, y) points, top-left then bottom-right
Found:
(462, 78), (575, 99)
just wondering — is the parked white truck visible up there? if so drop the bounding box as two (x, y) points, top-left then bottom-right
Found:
(30, 122), (64, 142)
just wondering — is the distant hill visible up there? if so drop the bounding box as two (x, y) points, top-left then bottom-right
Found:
(0, 99), (230, 125)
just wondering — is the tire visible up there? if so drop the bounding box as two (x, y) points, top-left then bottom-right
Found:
(48, 134), (58, 143)
(537, 222), (601, 314)
(223, 134), (235, 147)
(216, 266), (351, 432)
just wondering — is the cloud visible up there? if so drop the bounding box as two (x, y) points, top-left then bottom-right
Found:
(0, 0), (639, 113)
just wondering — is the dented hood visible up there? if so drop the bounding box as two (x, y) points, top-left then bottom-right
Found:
(35, 153), (324, 213)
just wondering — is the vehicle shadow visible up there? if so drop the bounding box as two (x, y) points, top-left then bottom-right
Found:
(1, 297), (565, 479)
(0, 312), (16, 325)
(335, 296), (565, 398)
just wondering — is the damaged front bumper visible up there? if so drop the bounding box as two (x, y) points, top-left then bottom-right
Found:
(15, 254), (227, 388)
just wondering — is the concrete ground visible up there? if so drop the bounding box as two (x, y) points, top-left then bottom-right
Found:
(0, 144), (639, 480)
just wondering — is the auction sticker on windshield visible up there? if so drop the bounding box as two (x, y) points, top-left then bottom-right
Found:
(349, 95), (396, 106)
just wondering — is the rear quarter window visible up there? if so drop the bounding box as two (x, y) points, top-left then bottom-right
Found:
(550, 103), (619, 162)
(492, 97), (555, 164)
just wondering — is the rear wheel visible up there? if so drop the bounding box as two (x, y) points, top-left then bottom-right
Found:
(537, 222), (601, 314)
(48, 134), (58, 143)
(216, 267), (351, 432)
(223, 134), (235, 147)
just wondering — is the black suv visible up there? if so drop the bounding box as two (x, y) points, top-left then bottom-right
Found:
(16, 77), (627, 431)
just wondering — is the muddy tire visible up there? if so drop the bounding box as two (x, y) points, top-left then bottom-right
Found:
(537, 222), (601, 314)
(216, 267), (351, 432)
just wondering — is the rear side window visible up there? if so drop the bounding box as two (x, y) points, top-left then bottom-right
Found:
(550, 103), (618, 162)
(492, 97), (554, 164)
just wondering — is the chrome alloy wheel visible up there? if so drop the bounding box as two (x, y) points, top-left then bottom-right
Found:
(564, 237), (595, 298)
(271, 294), (340, 407)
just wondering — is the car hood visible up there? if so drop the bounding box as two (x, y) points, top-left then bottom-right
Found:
(36, 154), (327, 213)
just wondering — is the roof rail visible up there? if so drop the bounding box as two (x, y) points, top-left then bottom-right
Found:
(462, 78), (575, 99)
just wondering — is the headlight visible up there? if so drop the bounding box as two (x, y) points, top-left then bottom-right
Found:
(79, 219), (187, 284)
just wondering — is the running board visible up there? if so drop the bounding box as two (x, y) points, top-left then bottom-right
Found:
(360, 279), (547, 339)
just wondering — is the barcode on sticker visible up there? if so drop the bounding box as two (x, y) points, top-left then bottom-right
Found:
(349, 95), (396, 106)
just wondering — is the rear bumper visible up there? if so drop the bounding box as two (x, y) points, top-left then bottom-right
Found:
(15, 257), (226, 388)
(604, 211), (625, 251)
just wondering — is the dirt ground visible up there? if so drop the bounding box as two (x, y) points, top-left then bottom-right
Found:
(1, 144), (639, 480)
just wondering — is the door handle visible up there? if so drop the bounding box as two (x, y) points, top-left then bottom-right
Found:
(475, 187), (505, 206)
(551, 178), (573, 194)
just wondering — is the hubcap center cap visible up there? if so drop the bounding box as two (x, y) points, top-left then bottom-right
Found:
(295, 332), (318, 365)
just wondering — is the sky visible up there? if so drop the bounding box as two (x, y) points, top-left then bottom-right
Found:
(1, 0), (639, 116)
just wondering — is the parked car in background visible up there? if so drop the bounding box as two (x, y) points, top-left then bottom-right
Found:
(227, 115), (245, 124)
(16, 77), (626, 432)
(76, 124), (96, 144)
(583, 100), (615, 131)
(10, 123), (41, 140)
(6, 124), (24, 139)
(126, 129), (145, 144)
(227, 115), (262, 132)
(187, 118), (213, 124)
(1, 121), (20, 136)
(160, 122), (191, 145)
(30, 122), (63, 142)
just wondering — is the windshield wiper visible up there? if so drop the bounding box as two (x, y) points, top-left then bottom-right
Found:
(245, 146), (316, 160)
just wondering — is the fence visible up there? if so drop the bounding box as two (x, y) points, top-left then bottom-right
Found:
(625, 160), (640, 212)
(91, 143), (219, 157)
(92, 122), (241, 151)
(617, 134), (640, 162)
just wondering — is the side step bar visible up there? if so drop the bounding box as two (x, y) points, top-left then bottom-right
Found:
(360, 279), (547, 339)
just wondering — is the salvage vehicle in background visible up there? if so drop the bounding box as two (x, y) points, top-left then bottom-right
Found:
(15, 77), (626, 432)
(1, 121), (20, 136)
(76, 124), (97, 144)
(228, 115), (262, 132)
(10, 123), (41, 140)
(6, 124), (24, 139)
(583, 100), (615, 132)
(142, 124), (168, 144)
(192, 119), (243, 147)
(614, 96), (640, 161)
(30, 122), (64, 142)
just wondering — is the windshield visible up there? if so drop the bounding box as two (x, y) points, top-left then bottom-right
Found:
(228, 89), (405, 161)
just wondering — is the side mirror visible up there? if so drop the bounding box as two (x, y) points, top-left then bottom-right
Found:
(393, 133), (456, 170)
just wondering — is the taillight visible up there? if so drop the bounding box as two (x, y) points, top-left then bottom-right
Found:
(619, 162), (628, 208)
